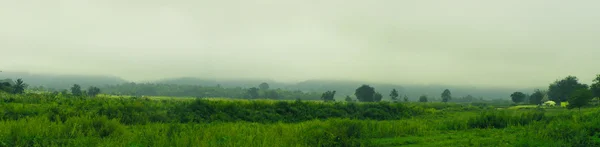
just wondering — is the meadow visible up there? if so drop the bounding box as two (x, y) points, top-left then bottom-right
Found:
(1, 92), (599, 147)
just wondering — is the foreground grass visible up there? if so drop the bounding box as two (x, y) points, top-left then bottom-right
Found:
(1, 93), (600, 146)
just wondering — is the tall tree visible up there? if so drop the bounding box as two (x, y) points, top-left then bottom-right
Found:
(567, 88), (593, 111)
(389, 89), (399, 101)
(71, 84), (82, 96)
(441, 89), (452, 103)
(419, 95), (428, 102)
(12, 79), (28, 94)
(403, 95), (409, 102)
(87, 86), (101, 97)
(510, 92), (527, 103)
(265, 90), (280, 99)
(259, 83), (270, 90)
(548, 76), (588, 106)
(355, 85), (375, 102)
(591, 74), (600, 100)
(321, 90), (336, 102)
(247, 87), (260, 99)
(373, 92), (383, 102)
(529, 89), (545, 105)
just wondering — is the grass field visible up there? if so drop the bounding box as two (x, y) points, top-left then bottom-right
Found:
(1, 93), (599, 146)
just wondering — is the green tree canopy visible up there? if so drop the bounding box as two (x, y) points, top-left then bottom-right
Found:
(12, 79), (28, 94)
(403, 95), (409, 102)
(355, 85), (375, 102)
(373, 92), (383, 102)
(87, 86), (101, 97)
(389, 89), (399, 101)
(441, 89), (452, 103)
(345, 95), (353, 102)
(71, 84), (82, 96)
(419, 95), (428, 102)
(259, 82), (270, 90)
(591, 74), (600, 99)
(247, 87), (260, 99)
(529, 89), (545, 105)
(548, 76), (588, 106)
(321, 90), (336, 102)
(567, 88), (593, 111)
(510, 92), (527, 103)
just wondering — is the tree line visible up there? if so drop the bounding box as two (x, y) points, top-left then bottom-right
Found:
(509, 74), (600, 110)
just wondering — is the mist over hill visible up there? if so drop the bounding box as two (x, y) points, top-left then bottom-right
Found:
(0, 72), (126, 90)
(1, 72), (539, 100)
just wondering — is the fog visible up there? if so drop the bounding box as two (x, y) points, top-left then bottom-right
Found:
(2, 0), (600, 88)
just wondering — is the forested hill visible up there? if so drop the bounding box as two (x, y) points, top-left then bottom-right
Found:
(0, 72), (537, 100)
(157, 78), (536, 100)
(0, 72), (126, 90)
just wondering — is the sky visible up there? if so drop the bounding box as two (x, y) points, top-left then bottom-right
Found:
(1, 0), (600, 88)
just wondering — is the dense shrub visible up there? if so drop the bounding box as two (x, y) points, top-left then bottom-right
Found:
(0, 93), (469, 124)
(467, 110), (545, 129)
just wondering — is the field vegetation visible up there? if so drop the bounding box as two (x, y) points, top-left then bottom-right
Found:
(0, 74), (599, 146)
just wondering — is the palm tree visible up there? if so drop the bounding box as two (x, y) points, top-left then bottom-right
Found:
(12, 79), (27, 94)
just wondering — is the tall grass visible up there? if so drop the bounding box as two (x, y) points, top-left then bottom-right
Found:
(1, 92), (599, 146)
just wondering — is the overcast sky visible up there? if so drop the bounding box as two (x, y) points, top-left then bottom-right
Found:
(1, 0), (599, 88)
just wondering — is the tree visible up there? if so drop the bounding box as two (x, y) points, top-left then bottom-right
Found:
(548, 76), (588, 106)
(0, 81), (12, 93)
(87, 86), (101, 97)
(355, 85), (375, 102)
(373, 92), (383, 102)
(419, 95), (428, 102)
(389, 89), (399, 101)
(12, 79), (28, 94)
(441, 89), (452, 103)
(510, 92), (526, 103)
(259, 83), (270, 90)
(529, 89), (545, 105)
(247, 87), (260, 99)
(265, 90), (280, 99)
(567, 88), (593, 111)
(71, 84), (82, 96)
(321, 91), (336, 102)
(61, 89), (69, 95)
(403, 95), (409, 102)
(591, 74), (600, 100)
(345, 95), (353, 102)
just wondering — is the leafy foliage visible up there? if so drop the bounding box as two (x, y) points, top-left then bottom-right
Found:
(389, 89), (399, 101)
(529, 89), (545, 105)
(71, 84), (83, 96)
(345, 95), (353, 102)
(548, 76), (588, 106)
(355, 85), (375, 102)
(87, 86), (101, 97)
(321, 91), (336, 102)
(441, 89), (452, 103)
(259, 82), (269, 90)
(373, 92), (383, 102)
(102, 83), (320, 100)
(567, 88), (593, 110)
(419, 95), (428, 102)
(12, 79), (27, 94)
(591, 74), (600, 98)
(510, 92), (526, 103)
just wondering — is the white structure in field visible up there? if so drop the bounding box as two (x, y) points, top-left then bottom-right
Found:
(543, 101), (556, 107)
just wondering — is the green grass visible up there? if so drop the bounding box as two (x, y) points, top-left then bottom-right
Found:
(1, 92), (599, 146)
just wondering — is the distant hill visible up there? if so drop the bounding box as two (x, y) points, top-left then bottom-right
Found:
(0, 72), (538, 101)
(0, 72), (127, 90)
(154, 77), (292, 88)
(155, 78), (537, 101)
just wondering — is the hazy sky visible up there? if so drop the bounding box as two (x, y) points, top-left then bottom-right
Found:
(1, 0), (599, 88)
